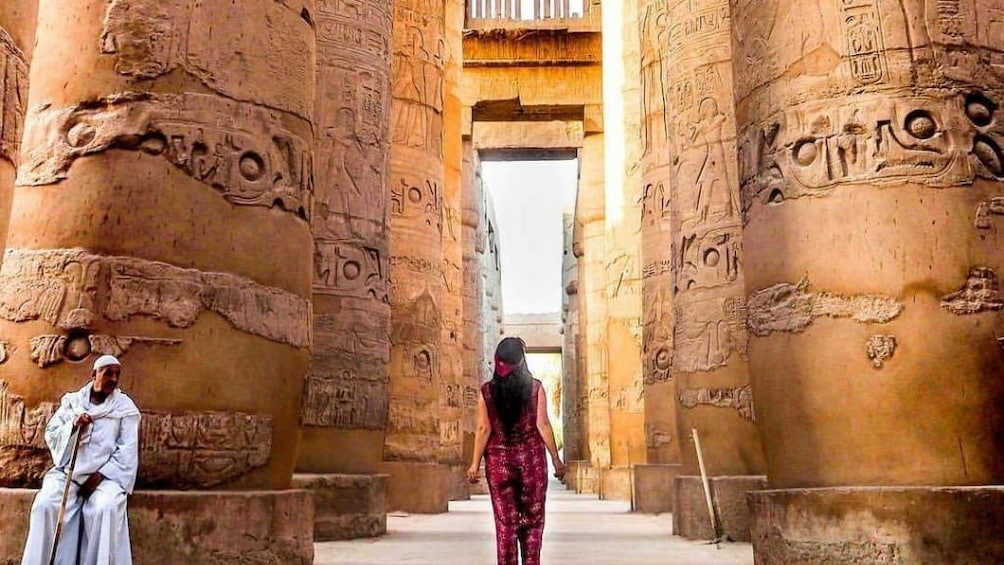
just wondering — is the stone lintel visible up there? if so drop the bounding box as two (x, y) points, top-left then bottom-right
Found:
(749, 486), (1004, 564)
(462, 28), (601, 67)
(673, 475), (768, 543)
(292, 473), (388, 542)
(0, 488), (314, 564)
(472, 99), (584, 123)
(633, 464), (681, 514)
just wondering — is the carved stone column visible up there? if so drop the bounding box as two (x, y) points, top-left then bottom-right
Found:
(460, 138), (484, 489)
(481, 194), (503, 383)
(292, 0), (393, 541)
(383, 0), (450, 514)
(440, 0), (467, 501)
(578, 131), (610, 479)
(636, 0), (682, 515)
(733, 1), (1004, 561)
(0, 1), (316, 561)
(0, 3), (35, 259)
(661, 0), (766, 540)
(560, 212), (580, 466)
(601, 0), (645, 501)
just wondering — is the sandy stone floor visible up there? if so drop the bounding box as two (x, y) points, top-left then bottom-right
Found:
(315, 484), (754, 564)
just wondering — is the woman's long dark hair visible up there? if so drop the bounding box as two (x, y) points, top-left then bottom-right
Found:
(490, 337), (533, 435)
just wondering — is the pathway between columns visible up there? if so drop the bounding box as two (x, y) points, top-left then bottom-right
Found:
(315, 483), (754, 564)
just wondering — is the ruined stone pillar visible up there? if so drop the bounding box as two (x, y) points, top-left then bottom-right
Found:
(637, 0), (682, 515)
(440, 0), (468, 502)
(732, 1), (1004, 561)
(601, 0), (645, 502)
(0, 1), (316, 561)
(460, 138), (484, 483)
(0, 3), (36, 259)
(578, 130), (610, 483)
(383, 0), (450, 514)
(292, 0), (393, 541)
(662, 0), (765, 540)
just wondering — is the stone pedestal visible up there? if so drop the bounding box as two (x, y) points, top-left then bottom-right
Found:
(381, 461), (450, 514)
(749, 487), (1004, 564)
(600, 466), (632, 502)
(0, 488), (314, 564)
(673, 475), (766, 542)
(292, 474), (388, 541)
(574, 461), (599, 495)
(632, 464), (680, 514)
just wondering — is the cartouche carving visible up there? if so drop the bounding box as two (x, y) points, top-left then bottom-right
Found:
(19, 93), (313, 220)
(678, 384), (755, 422)
(941, 267), (1004, 314)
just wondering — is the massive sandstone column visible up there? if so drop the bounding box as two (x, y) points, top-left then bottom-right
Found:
(440, 0), (467, 500)
(601, 0), (645, 501)
(577, 130), (610, 491)
(293, 0), (393, 541)
(560, 212), (581, 467)
(664, 0), (765, 540)
(733, 1), (1004, 561)
(637, 0), (682, 514)
(384, 0), (449, 513)
(0, 0), (316, 561)
(0, 3), (35, 259)
(461, 139), (484, 476)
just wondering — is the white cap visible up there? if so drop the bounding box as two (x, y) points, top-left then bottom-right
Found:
(92, 355), (121, 372)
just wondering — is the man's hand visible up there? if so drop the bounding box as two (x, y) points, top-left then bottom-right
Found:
(74, 413), (93, 431)
(79, 472), (105, 498)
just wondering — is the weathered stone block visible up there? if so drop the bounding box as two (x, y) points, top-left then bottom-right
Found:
(600, 466), (632, 502)
(292, 473), (388, 542)
(633, 464), (680, 514)
(0, 488), (313, 564)
(749, 487), (1004, 564)
(673, 475), (766, 542)
(380, 462), (450, 514)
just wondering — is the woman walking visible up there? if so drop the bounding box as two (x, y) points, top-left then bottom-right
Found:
(467, 337), (566, 565)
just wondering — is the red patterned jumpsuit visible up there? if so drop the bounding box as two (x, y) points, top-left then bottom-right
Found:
(482, 379), (548, 565)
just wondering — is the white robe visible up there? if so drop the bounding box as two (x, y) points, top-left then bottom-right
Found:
(21, 384), (140, 565)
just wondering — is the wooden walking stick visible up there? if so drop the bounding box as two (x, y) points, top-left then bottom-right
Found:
(48, 425), (83, 565)
(692, 428), (723, 543)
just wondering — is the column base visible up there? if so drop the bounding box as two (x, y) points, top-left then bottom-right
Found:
(447, 464), (471, 501)
(600, 466), (632, 502)
(673, 475), (767, 542)
(749, 486), (1004, 564)
(292, 473), (387, 541)
(380, 461), (451, 514)
(564, 460), (581, 491)
(633, 464), (681, 513)
(0, 488), (313, 564)
(574, 461), (599, 494)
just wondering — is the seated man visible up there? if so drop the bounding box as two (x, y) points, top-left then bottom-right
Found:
(21, 355), (140, 565)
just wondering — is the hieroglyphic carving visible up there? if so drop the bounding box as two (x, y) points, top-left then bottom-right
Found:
(748, 279), (902, 336)
(613, 382), (644, 413)
(640, 0), (669, 158)
(673, 293), (748, 373)
(301, 375), (388, 429)
(975, 196), (1004, 228)
(462, 30), (601, 65)
(0, 248), (311, 348)
(678, 384), (755, 421)
(384, 395), (439, 462)
(139, 410), (273, 488)
(941, 267), (1004, 314)
(29, 334), (182, 368)
(19, 93), (313, 219)
(0, 382), (272, 488)
(314, 239), (389, 302)
(0, 27), (27, 166)
(866, 335), (897, 368)
(390, 289), (441, 382)
(391, 175), (444, 233)
(737, 91), (1004, 215)
(100, 0), (314, 119)
(840, 0), (887, 85)
(391, 0), (445, 153)
(645, 423), (674, 450)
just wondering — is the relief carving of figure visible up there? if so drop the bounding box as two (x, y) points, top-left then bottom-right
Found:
(680, 97), (739, 230)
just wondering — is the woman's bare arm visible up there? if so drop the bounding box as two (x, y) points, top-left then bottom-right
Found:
(535, 381), (565, 479)
(467, 393), (491, 482)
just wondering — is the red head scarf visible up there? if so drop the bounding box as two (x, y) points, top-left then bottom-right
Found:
(494, 338), (527, 377)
